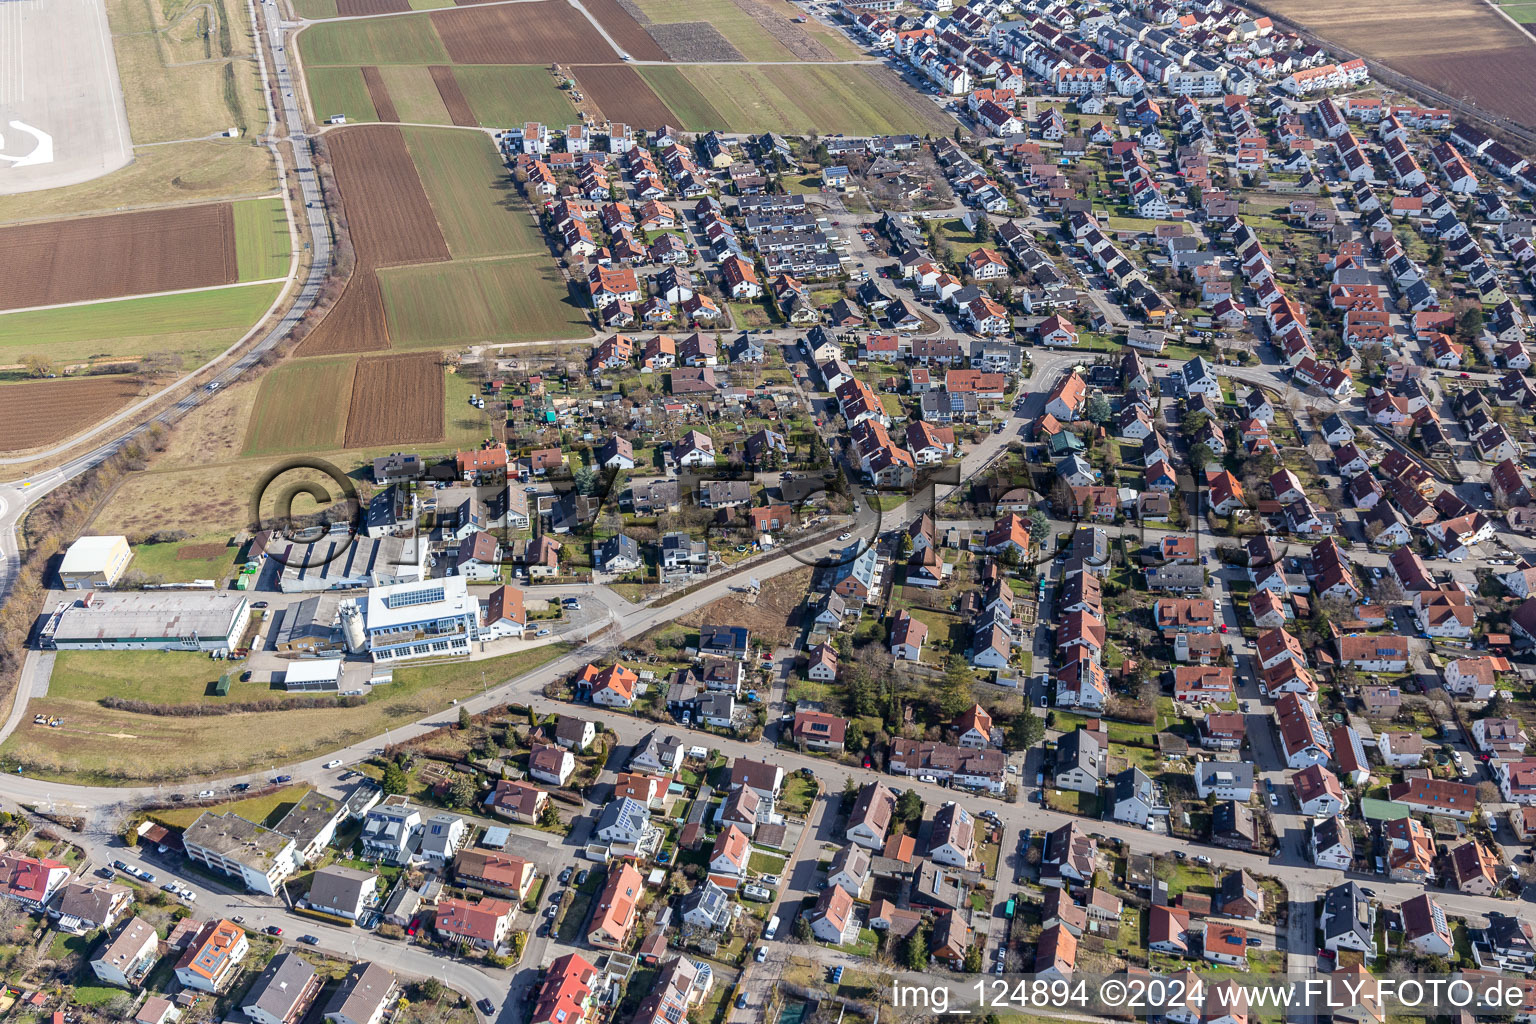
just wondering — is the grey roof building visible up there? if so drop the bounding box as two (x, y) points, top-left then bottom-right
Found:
(242, 952), (322, 1024)
(680, 879), (732, 930)
(1321, 882), (1375, 952)
(323, 962), (398, 1024)
(306, 866), (377, 920)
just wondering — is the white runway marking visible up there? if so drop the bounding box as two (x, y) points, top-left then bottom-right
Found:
(0, 120), (51, 165)
(0, 0), (23, 106)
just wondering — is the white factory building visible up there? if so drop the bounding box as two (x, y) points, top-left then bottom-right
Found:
(57, 535), (134, 589)
(362, 577), (478, 663)
(41, 591), (252, 652)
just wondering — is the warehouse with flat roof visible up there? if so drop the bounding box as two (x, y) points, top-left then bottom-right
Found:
(57, 535), (133, 589)
(43, 592), (251, 652)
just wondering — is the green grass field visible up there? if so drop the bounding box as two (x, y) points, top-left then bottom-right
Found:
(380, 256), (588, 345)
(401, 127), (545, 257)
(298, 15), (449, 66)
(0, 282), (280, 365)
(308, 66), (378, 123)
(290, 0), (337, 17)
(5, 644), (574, 784)
(638, 65), (952, 134)
(377, 65), (453, 124)
(242, 354), (357, 455)
(153, 784), (313, 829)
(638, 67), (721, 128)
(631, 0), (861, 59)
(129, 532), (241, 583)
(450, 66), (579, 129)
(232, 197), (292, 281)
(444, 368), (494, 448)
(50, 650), (250, 708)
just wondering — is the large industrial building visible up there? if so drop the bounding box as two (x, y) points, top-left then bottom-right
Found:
(274, 532), (425, 594)
(57, 535), (133, 589)
(362, 577), (477, 663)
(41, 592), (251, 652)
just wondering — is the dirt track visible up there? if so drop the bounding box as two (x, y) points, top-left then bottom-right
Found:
(343, 351), (445, 446)
(574, 65), (676, 127)
(431, 2), (616, 62)
(0, 203), (237, 310)
(296, 125), (449, 357)
(430, 66), (478, 126)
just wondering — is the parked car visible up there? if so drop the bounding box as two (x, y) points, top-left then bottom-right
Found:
(298, 935), (319, 945)
(266, 925), (283, 936)
(477, 1000), (496, 1016)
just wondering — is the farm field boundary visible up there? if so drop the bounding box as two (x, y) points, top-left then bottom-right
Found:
(1251, 0), (1536, 137)
(0, 283), (283, 368)
(232, 197), (293, 282)
(0, 377), (149, 454)
(378, 257), (590, 347)
(242, 355), (359, 455)
(343, 350), (447, 446)
(0, 203), (239, 311)
(400, 127), (545, 257)
(637, 64), (953, 134)
(295, 125), (450, 357)
(572, 65), (678, 127)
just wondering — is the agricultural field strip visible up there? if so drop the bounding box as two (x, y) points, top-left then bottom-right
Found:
(0, 277), (287, 318)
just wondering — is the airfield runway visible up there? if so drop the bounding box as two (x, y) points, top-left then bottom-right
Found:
(0, 0), (133, 196)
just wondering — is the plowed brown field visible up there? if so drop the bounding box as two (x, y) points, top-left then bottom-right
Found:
(1259, 0), (1536, 130)
(431, 2), (615, 63)
(579, 0), (669, 61)
(0, 376), (145, 453)
(0, 204), (237, 311)
(574, 64), (676, 126)
(343, 351), (444, 446)
(430, 66), (477, 125)
(361, 66), (400, 122)
(297, 125), (449, 356)
(336, 0), (410, 13)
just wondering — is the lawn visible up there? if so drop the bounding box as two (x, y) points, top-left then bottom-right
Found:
(129, 531), (242, 583)
(377, 65), (453, 124)
(379, 257), (589, 346)
(242, 354), (358, 455)
(936, 218), (989, 258)
(232, 197), (293, 282)
(151, 783), (312, 829)
(444, 367), (494, 449)
(2, 644), (573, 784)
(401, 127), (545, 257)
(638, 65), (952, 135)
(1045, 789), (1100, 817)
(748, 850), (787, 875)
(48, 650), (253, 707)
(0, 282), (281, 366)
(450, 66), (579, 129)
(308, 66), (378, 124)
(298, 15), (450, 66)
